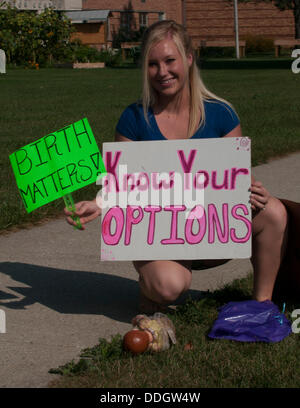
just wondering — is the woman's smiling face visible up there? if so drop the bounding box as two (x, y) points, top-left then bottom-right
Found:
(147, 38), (192, 100)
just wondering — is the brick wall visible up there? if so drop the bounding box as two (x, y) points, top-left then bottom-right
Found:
(80, 0), (183, 46)
(83, 0), (181, 21)
(76, 0), (295, 48)
(83, 0), (182, 32)
(186, 0), (294, 43)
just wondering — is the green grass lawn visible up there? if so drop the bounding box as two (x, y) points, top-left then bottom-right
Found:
(48, 274), (300, 388)
(1, 65), (300, 231)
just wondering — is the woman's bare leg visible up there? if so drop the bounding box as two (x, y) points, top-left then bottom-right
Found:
(251, 196), (288, 301)
(133, 260), (192, 312)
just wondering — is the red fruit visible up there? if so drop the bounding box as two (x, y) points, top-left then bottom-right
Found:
(123, 330), (149, 354)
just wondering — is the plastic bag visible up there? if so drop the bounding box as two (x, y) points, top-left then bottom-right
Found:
(208, 300), (292, 343)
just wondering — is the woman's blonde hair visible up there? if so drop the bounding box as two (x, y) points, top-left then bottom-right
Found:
(140, 20), (234, 138)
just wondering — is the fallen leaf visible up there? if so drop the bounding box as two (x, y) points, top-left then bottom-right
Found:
(184, 342), (193, 351)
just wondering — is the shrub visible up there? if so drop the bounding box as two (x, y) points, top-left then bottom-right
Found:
(243, 34), (274, 54)
(69, 40), (122, 67)
(71, 41), (99, 63)
(112, 26), (146, 49)
(129, 46), (141, 64)
(200, 46), (235, 59)
(97, 49), (122, 67)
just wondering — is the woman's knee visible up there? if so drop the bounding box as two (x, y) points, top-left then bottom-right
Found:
(269, 197), (288, 226)
(253, 196), (288, 235)
(133, 260), (192, 303)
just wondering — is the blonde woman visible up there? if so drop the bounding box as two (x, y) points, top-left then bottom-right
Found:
(65, 21), (288, 313)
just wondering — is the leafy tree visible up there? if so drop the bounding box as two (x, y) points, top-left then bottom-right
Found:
(112, 26), (146, 48)
(0, 2), (74, 65)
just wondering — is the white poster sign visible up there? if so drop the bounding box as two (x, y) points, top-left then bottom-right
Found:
(99, 137), (251, 261)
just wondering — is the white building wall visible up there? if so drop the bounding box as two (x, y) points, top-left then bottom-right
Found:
(2, 0), (82, 10)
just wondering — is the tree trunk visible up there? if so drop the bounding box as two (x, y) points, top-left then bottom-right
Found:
(295, 0), (300, 38)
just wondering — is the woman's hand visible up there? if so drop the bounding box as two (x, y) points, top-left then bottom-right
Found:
(250, 180), (270, 212)
(64, 199), (101, 230)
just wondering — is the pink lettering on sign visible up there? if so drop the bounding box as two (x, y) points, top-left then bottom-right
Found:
(208, 203), (229, 243)
(177, 149), (197, 190)
(136, 172), (150, 191)
(230, 168), (249, 190)
(194, 171), (209, 189)
(144, 205), (162, 245)
(230, 204), (252, 243)
(151, 172), (174, 190)
(123, 173), (136, 191)
(102, 206), (124, 245)
(101, 203), (251, 248)
(102, 151), (249, 193)
(177, 149), (197, 173)
(104, 151), (122, 191)
(161, 205), (186, 245)
(125, 206), (144, 245)
(185, 205), (206, 244)
(211, 170), (229, 190)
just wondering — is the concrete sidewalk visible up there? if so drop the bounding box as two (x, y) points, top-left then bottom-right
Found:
(0, 152), (299, 388)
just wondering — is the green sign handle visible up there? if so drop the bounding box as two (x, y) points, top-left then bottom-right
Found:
(63, 193), (82, 230)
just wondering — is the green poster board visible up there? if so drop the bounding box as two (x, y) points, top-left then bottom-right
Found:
(9, 118), (106, 213)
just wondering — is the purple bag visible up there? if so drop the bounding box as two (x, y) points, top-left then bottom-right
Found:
(208, 300), (292, 343)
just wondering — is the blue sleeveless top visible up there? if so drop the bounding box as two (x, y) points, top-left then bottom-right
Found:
(116, 100), (240, 141)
